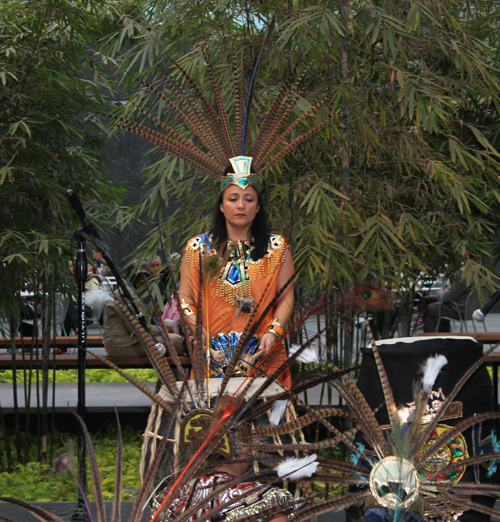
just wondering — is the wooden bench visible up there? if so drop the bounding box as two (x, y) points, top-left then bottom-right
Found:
(0, 336), (191, 370)
(0, 335), (104, 349)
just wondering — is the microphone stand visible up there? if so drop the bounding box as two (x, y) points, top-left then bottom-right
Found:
(71, 227), (88, 520)
(65, 189), (164, 520)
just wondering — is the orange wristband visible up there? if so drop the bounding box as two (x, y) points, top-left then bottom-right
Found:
(265, 318), (285, 338)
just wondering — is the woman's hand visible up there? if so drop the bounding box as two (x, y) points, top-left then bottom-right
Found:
(259, 332), (279, 355)
(210, 346), (225, 362)
(187, 323), (208, 350)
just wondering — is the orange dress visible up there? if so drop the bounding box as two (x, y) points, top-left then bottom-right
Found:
(182, 232), (291, 388)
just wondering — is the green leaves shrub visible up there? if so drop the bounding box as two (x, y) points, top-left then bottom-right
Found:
(0, 425), (143, 501)
(0, 368), (157, 384)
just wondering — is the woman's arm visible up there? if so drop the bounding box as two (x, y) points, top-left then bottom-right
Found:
(179, 253), (198, 334)
(260, 247), (295, 354)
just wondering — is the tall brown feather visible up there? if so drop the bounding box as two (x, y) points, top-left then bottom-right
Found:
(437, 494), (500, 520)
(329, 371), (389, 458)
(111, 410), (123, 522)
(261, 114), (339, 172)
(70, 411), (106, 522)
(0, 498), (66, 522)
(255, 97), (327, 168)
(202, 49), (235, 157)
(290, 491), (369, 522)
(363, 312), (398, 430)
(426, 453), (500, 482)
(130, 103), (222, 171)
(85, 350), (173, 413)
(168, 62), (230, 165)
(135, 77), (224, 168)
(116, 120), (221, 177)
(240, 407), (356, 438)
(162, 74), (227, 167)
(232, 48), (244, 149)
(243, 368), (359, 421)
(418, 411), (500, 465)
(130, 379), (190, 522)
(250, 68), (297, 157)
(113, 299), (178, 394)
(252, 70), (308, 165)
(252, 90), (304, 169)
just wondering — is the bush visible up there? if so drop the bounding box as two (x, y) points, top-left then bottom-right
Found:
(0, 425), (143, 501)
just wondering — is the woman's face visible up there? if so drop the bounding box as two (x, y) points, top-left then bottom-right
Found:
(220, 186), (260, 230)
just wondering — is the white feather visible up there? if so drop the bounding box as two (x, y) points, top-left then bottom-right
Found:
(269, 400), (288, 425)
(421, 354), (448, 393)
(275, 454), (319, 480)
(295, 346), (320, 363)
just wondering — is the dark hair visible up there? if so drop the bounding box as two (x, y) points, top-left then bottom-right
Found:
(211, 188), (269, 261)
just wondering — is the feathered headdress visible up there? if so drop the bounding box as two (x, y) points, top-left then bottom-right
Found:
(110, 37), (338, 192)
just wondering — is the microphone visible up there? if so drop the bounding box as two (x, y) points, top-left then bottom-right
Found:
(472, 289), (500, 322)
(66, 189), (101, 239)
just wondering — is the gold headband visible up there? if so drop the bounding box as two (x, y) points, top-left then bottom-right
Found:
(220, 156), (260, 192)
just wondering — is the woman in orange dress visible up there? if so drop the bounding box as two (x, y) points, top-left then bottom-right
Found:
(179, 158), (294, 389)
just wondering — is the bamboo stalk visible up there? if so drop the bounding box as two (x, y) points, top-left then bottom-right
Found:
(0, 403), (13, 472)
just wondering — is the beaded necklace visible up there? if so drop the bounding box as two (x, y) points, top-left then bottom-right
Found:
(228, 238), (254, 316)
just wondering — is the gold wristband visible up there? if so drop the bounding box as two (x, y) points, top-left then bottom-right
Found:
(265, 318), (285, 338)
(180, 299), (196, 317)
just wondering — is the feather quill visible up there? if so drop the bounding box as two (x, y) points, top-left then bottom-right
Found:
(70, 411), (105, 522)
(241, 18), (275, 154)
(202, 48), (235, 157)
(364, 313), (398, 430)
(111, 409), (123, 522)
(242, 407), (356, 438)
(130, 379), (190, 522)
(0, 498), (66, 522)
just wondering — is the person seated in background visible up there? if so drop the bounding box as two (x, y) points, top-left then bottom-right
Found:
(103, 262), (183, 357)
(63, 259), (101, 336)
(420, 270), (474, 332)
(148, 255), (162, 276)
(148, 255), (171, 301)
(162, 290), (181, 335)
(93, 251), (111, 277)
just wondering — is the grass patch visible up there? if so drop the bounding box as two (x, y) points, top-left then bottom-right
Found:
(0, 425), (143, 501)
(0, 368), (158, 383)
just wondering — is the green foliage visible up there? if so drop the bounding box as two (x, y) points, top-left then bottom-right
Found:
(106, 0), (500, 295)
(0, 368), (158, 384)
(0, 0), (140, 467)
(0, 425), (142, 501)
(0, 0), (128, 323)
